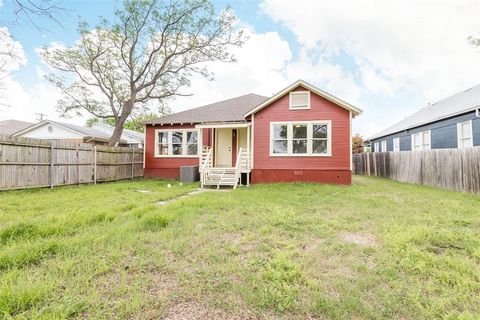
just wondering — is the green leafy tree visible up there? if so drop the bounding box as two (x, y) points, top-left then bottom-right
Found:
(40, 0), (243, 145)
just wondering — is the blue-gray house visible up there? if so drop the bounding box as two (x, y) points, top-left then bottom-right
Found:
(368, 85), (480, 152)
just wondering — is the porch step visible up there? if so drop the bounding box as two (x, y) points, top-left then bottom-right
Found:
(202, 170), (239, 188)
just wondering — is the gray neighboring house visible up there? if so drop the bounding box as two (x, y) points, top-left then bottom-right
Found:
(0, 119), (34, 136)
(368, 85), (480, 152)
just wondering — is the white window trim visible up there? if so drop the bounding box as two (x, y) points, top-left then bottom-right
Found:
(374, 142), (379, 153)
(411, 130), (431, 151)
(154, 129), (199, 158)
(381, 140), (387, 152)
(269, 120), (332, 157)
(457, 120), (473, 149)
(289, 91), (311, 110)
(393, 137), (400, 152)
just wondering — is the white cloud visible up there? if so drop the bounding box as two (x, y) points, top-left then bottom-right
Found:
(0, 74), (68, 123)
(261, 0), (480, 101)
(283, 48), (361, 104)
(169, 27), (363, 113)
(0, 27), (27, 75)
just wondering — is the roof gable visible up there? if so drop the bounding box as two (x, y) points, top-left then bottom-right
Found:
(244, 80), (362, 118)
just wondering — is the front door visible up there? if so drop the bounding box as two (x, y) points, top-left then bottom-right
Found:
(215, 128), (232, 167)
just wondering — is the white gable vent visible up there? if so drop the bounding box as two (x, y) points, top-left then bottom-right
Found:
(289, 91), (310, 110)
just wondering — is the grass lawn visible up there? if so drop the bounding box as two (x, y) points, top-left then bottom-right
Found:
(0, 176), (479, 319)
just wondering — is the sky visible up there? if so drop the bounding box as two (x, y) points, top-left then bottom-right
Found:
(1, 0), (480, 138)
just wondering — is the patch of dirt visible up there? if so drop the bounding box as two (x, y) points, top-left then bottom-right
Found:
(162, 301), (250, 320)
(340, 232), (378, 247)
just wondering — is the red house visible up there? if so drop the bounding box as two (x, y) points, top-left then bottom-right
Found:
(144, 80), (362, 187)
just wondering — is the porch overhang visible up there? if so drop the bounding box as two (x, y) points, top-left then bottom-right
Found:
(195, 122), (251, 129)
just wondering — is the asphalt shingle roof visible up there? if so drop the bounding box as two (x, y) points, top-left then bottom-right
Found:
(145, 93), (269, 125)
(369, 84), (480, 140)
(0, 120), (34, 136)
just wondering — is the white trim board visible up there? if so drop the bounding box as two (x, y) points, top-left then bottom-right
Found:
(195, 122), (251, 129)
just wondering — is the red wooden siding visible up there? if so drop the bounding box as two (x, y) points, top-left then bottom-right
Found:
(144, 124), (211, 179)
(252, 85), (351, 184)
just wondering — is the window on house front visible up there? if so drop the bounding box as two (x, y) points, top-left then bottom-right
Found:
(374, 142), (379, 152)
(158, 131), (169, 155)
(457, 121), (473, 148)
(312, 124), (328, 153)
(381, 140), (387, 152)
(412, 131), (431, 151)
(289, 91), (310, 109)
(270, 121), (331, 156)
(172, 131), (183, 155)
(186, 131), (198, 155)
(155, 129), (199, 157)
(393, 137), (400, 152)
(293, 124), (307, 153)
(272, 124), (288, 154)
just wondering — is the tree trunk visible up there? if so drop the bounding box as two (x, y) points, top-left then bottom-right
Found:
(108, 99), (135, 146)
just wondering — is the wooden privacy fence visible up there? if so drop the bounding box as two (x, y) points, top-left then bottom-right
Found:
(0, 134), (143, 191)
(352, 148), (480, 193)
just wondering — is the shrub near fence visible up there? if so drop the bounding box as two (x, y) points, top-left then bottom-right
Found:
(0, 134), (143, 191)
(352, 148), (480, 193)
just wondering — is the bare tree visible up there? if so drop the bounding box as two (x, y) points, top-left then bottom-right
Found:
(11, 0), (66, 31)
(40, 0), (243, 146)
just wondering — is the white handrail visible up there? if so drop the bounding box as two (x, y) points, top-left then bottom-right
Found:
(200, 147), (213, 188)
(233, 147), (243, 188)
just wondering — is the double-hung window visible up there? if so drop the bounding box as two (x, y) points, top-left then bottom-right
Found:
(411, 131), (430, 151)
(155, 129), (199, 157)
(270, 121), (331, 156)
(381, 140), (387, 152)
(457, 121), (473, 148)
(292, 124), (308, 153)
(312, 123), (328, 153)
(157, 131), (169, 155)
(393, 137), (400, 152)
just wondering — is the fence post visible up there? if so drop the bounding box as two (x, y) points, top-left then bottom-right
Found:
(131, 148), (135, 180)
(94, 145), (97, 184)
(50, 140), (55, 189)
